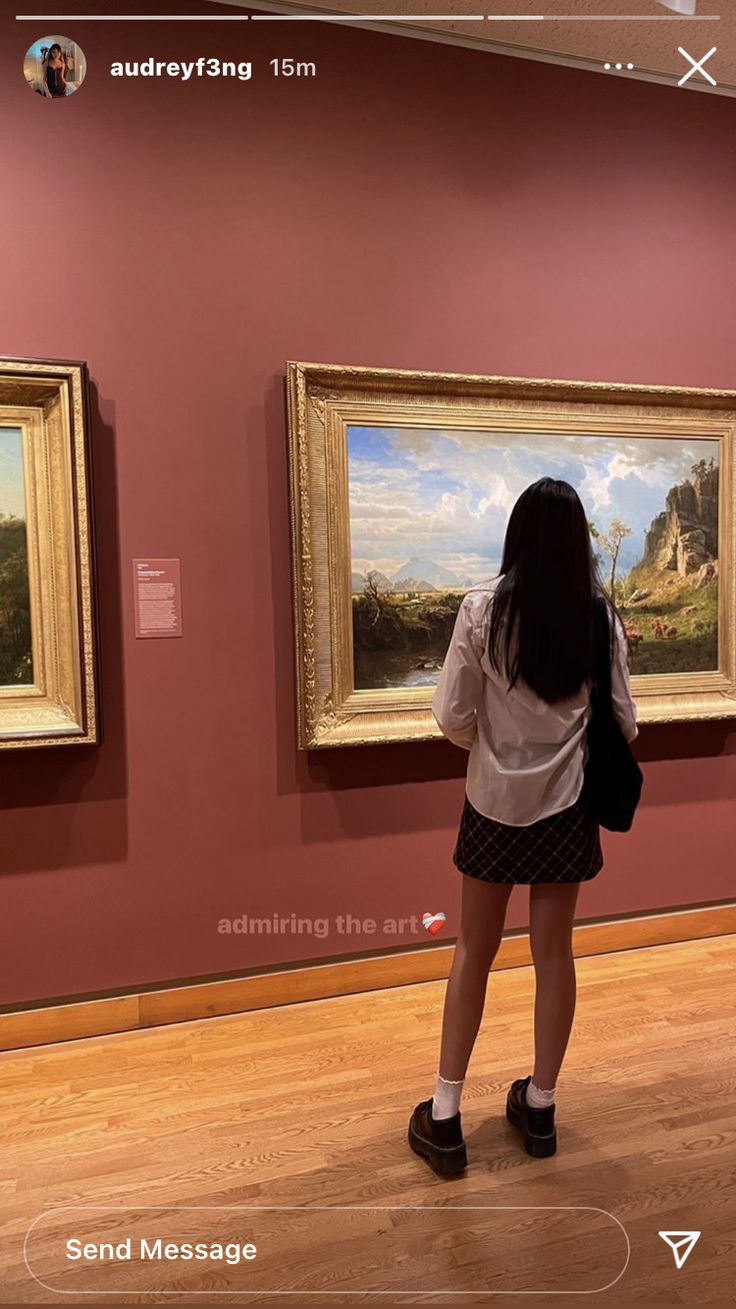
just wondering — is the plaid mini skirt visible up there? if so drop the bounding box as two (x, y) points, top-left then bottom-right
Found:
(453, 789), (603, 885)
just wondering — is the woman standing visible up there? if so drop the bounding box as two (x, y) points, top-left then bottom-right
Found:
(44, 45), (68, 98)
(408, 477), (638, 1176)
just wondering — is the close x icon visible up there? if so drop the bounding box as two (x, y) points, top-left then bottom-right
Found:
(678, 46), (718, 87)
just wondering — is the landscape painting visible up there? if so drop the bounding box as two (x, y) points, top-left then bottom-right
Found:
(0, 427), (33, 686)
(288, 362), (736, 746)
(348, 425), (719, 691)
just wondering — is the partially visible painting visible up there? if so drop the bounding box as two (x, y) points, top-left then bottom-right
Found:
(348, 427), (720, 690)
(0, 357), (98, 749)
(287, 363), (736, 748)
(0, 427), (33, 686)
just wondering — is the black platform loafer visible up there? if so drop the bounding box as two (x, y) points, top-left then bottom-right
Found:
(506, 1076), (557, 1158)
(408, 1099), (467, 1178)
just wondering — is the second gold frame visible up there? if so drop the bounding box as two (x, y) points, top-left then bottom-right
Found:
(0, 356), (98, 749)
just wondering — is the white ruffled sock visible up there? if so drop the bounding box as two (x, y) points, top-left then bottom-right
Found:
(432, 1074), (464, 1120)
(526, 1079), (556, 1109)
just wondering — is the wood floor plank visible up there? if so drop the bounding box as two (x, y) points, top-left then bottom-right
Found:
(0, 935), (734, 1302)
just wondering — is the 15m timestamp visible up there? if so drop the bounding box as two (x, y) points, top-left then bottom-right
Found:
(270, 57), (317, 77)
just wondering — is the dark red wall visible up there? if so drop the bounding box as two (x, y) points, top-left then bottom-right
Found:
(2, 2), (734, 1007)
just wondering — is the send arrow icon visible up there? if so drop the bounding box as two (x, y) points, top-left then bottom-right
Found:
(658, 1231), (701, 1269)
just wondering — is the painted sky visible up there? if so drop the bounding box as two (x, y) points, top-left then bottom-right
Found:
(0, 429), (26, 520)
(348, 425), (719, 583)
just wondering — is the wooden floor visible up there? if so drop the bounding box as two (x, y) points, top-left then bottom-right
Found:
(1, 935), (735, 1303)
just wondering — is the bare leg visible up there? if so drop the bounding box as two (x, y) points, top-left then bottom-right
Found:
(438, 878), (513, 1081)
(529, 883), (580, 1089)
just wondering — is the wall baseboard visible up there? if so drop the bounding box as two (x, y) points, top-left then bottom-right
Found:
(1, 903), (734, 1053)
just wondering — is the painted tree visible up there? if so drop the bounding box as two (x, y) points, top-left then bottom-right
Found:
(587, 520), (603, 576)
(0, 517), (32, 684)
(589, 519), (633, 601)
(364, 570), (388, 627)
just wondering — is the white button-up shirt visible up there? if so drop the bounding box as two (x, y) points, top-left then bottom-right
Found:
(432, 581), (638, 826)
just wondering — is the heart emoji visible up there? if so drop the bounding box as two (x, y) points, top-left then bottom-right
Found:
(422, 911), (447, 936)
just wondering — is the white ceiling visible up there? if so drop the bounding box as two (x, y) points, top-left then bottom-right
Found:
(220, 0), (734, 96)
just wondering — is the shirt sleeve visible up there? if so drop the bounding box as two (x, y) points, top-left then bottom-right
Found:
(610, 615), (638, 742)
(432, 597), (484, 750)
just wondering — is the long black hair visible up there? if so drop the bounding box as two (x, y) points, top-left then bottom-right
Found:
(488, 477), (612, 703)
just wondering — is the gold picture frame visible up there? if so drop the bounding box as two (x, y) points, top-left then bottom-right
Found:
(287, 362), (736, 749)
(0, 356), (98, 749)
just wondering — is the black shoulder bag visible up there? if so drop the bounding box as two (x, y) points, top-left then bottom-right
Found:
(582, 597), (643, 833)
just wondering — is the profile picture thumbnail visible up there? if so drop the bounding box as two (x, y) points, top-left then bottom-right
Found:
(23, 35), (87, 98)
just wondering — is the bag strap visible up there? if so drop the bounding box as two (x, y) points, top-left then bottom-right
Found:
(592, 596), (615, 717)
